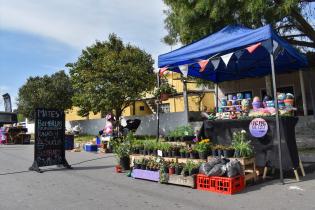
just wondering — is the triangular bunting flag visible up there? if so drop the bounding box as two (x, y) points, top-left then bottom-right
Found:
(211, 58), (221, 70)
(159, 67), (168, 76)
(234, 50), (244, 59)
(273, 40), (279, 53)
(221, 53), (234, 66)
(198, 60), (209, 72)
(246, 42), (261, 53)
(261, 39), (272, 53)
(179, 64), (189, 77)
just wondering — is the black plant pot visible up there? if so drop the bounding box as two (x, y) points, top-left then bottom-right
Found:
(175, 166), (183, 175)
(180, 152), (185, 158)
(141, 164), (146, 170)
(183, 170), (189, 176)
(152, 150), (157, 156)
(172, 150), (178, 157)
(189, 168), (199, 176)
(119, 156), (130, 170)
(139, 149), (143, 155)
(234, 150), (240, 157)
(198, 151), (208, 160)
(212, 149), (218, 157)
(133, 148), (139, 154)
(185, 153), (190, 158)
(189, 152), (195, 159)
(142, 150), (147, 155)
(223, 149), (235, 158)
(217, 149), (223, 157)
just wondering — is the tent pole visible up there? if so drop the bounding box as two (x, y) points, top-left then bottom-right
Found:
(183, 78), (189, 124)
(156, 73), (160, 142)
(309, 69), (315, 119)
(215, 83), (219, 112)
(299, 70), (308, 116)
(270, 48), (284, 184)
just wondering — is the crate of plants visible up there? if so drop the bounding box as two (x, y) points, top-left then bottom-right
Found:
(132, 158), (160, 182)
(160, 160), (201, 188)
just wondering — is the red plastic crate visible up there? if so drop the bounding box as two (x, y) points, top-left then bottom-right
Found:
(196, 174), (245, 195)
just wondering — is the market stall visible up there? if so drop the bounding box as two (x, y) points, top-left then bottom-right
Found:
(158, 24), (308, 183)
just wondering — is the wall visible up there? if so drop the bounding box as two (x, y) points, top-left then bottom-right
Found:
(65, 111), (203, 136)
(65, 107), (102, 121)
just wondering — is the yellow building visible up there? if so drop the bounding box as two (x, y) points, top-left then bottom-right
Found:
(66, 72), (215, 121)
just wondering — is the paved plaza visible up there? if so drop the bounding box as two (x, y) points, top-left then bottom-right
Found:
(0, 145), (315, 210)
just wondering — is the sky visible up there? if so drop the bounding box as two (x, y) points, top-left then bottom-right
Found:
(0, 0), (174, 110)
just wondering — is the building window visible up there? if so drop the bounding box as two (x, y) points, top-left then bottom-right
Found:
(139, 106), (145, 111)
(160, 103), (170, 113)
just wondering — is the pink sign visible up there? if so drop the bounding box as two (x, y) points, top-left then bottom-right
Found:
(249, 118), (268, 138)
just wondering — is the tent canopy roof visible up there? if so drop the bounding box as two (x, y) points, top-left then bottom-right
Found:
(158, 24), (308, 83)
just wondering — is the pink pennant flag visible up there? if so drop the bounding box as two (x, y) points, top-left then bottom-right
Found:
(246, 42), (261, 53)
(159, 67), (168, 76)
(198, 60), (209, 72)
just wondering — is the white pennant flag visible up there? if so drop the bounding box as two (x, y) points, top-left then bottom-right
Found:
(210, 58), (221, 70)
(273, 40), (279, 53)
(179, 64), (189, 77)
(221, 52), (234, 66)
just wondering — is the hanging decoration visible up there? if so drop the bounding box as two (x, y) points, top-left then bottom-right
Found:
(179, 64), (189, 77)
(211, 58), (221, 70)
(221, 52), (234, 66)
(198, 60), (209, 72)
(159, 67), (169, 76)
(234, 50), (244, 59)
(246, 42), (261, 53)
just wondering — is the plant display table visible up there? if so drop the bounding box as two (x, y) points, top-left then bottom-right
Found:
(161, 174), (196, 188)
(207, 156), (257, 184)
(131, 169), (160, 182)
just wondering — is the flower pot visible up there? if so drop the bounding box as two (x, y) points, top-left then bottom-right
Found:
(160, 93), (170, 101)
(142, 150), (147, 155)
(198, 151), (208, 160)
(183, 170), (189, 177)
(141, 164), (146, 170)
(119, 156), (130, 170)
(175, 166), (183, 175)
(171, 150), (177, 157)
(134, 164), (141, 169)
(169, 167), (175, 175)
(234, 150), (240, 158)
(223, 149), (235, 158)
(115, 165), (122, 173)
(139, 149), (144, 155)
(185, 152), (190, 158)
(212, 149), (218, 157)
(218, 149), (223, 157)
(252, 101), (261, 110)
(180, 152), (186, 158)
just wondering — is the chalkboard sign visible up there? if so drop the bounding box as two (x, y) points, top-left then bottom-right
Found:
(29, 108), (71, 172)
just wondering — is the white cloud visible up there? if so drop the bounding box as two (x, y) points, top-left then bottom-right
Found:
(0, 0), (171, 61)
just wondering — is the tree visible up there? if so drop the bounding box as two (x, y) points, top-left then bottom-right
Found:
(17, 70), (73, 120)
(67, 34), (155, 126)
(162, 0), (315, 55)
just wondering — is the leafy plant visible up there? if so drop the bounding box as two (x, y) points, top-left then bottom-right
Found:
(168, 125), (194, 137)
(154, 82), (177, 98)
(194, 139), (211, 153)
(232, 130), (253, 157)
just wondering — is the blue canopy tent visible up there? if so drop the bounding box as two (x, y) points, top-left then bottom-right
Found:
(158, 24), (308, 183)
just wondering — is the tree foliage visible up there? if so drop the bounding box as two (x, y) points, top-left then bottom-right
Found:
(67, 34), (155, 121)
(17, 70), (73, 120)
(163, 0), (315, 52)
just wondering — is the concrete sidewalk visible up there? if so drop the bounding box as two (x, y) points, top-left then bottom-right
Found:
(0, 145), (314, 210)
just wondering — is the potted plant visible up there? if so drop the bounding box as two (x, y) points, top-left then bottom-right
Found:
(223, 146), (235, 158)
(232, 130), (254, 158)
(179, 147), (186, 158)
(133, 159), (142, 169)
(175, 163), (183, 175)
(183, 160), (199, 176)
(194, 139), (211, 159)
(169, 162), (176, 175)
(214, 145), (225, 157)
(112, 137), (131, 171)
(154, 82), (176, 101)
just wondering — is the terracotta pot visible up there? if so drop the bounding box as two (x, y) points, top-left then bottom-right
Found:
(160, 93), (170, 101)
(169, 167), (175, 175)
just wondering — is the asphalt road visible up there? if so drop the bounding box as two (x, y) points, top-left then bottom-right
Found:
(0, 145), (315, 210)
